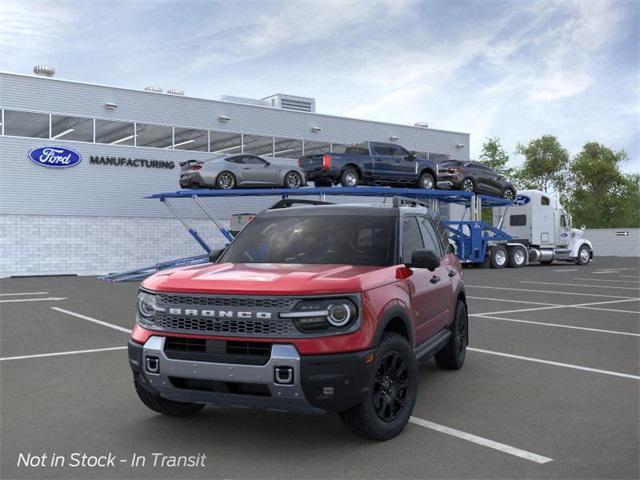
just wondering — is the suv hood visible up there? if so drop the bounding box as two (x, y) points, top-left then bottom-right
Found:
(142, 262), (398, 295)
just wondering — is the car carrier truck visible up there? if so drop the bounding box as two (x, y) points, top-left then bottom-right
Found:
(487, 189), (593, 268)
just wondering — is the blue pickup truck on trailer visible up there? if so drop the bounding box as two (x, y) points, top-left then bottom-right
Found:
(298, 141), (439, 189)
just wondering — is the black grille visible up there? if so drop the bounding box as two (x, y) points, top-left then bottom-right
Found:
(169, 377), (271, 397)
(153, 315), (296, 337)
(156, 294), (297, 309)
(164, 337), (206, 352)
(226, 341), (271, 357)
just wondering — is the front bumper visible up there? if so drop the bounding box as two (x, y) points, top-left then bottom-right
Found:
(129, 337), (374, 415)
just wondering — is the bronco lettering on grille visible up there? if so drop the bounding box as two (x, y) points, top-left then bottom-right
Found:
(166, 308), (272, 320)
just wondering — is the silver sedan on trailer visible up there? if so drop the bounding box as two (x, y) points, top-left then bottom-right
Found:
(179, 154), (306, 189)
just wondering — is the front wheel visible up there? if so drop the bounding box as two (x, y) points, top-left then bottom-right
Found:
(418, 172), (435, 190)
(435, 300), (468, 370)
(576, 245), (591, 265)
(216, 171), (236, 189)
(503, 188), (516, 201)
(461, 177), (475, 192)
(339, 333), (418, 440)
(284, 170), (303, 189)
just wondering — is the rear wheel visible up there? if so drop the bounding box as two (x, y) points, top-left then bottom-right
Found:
(461, 178), (475, 192)
(435, 300), (468, 370)
(418, 172), (435, 190)
(576, 245), (591, 265)
(134, 378), (204, 417)
(503, 188), (516, 201)
(507, 245), (526, 268)
(490, 245), (508, 269)
(284, 171), (303, 189)
(339, 333), (417, 440)
(216, 171), (236, 189)
(340, 168), (359, 187)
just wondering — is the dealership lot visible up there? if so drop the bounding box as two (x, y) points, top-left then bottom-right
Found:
(1, 257), (638, 479)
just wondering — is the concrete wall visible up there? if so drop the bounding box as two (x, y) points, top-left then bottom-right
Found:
(584, 228), (640, 257)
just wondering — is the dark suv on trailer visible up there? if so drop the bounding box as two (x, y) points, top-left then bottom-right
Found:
(437, 160), (516, 200)
(128, 198), (468, 440)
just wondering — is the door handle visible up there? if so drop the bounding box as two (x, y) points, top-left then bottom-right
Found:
(243, 167), (251, 170)
(448, 270), (457, 277)
(430, 275), (441, 284)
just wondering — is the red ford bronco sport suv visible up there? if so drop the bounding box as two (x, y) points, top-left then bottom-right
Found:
(128, 197), (468, 440)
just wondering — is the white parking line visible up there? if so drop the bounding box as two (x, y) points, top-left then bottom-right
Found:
(472, 314), (640, 337)
(573, 278), (640, 284)
(467, 296), (559, 307)
(409, 416), (553, 464)
(468, 348), (640, 380)
(0, 297), (67, 304)
(520, 281), (640, 291)
(0, 291), (49, 296)
(466, 285), (637, 299)
(0, 346), (127, 362)
(473, 298), (640, 317)
(620, 275), (640, 279)
(51, 307), (132, 334)
(552, 269), (579, 272)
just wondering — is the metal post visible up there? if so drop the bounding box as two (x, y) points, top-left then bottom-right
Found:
(191, 195), (235, 242)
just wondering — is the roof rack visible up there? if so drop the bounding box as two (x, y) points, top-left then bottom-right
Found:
(270, 198), (334, 209)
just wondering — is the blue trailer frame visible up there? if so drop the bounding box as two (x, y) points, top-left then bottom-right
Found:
(101, 186), (512, 281)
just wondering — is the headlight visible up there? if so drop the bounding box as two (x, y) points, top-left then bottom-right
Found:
(137, 291), (160, 326)
(282, 298), (358, 332)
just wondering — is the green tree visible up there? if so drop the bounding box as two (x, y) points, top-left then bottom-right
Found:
(565, 142), (638, 228)
(516, 135), (569, 193)
(479, 137), (513, 176)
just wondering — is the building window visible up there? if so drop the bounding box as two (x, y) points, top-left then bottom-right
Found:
(50, 114), (93, 142)
(135, 123), (173, 148)
(173, 127), (208, 151)
(303, 140), (331, 155)
(210, 131), (243, 154)
(3, 110), (49, 138)
(95, 119), (135, 145)
(243, 134), (274, 156)
(273, 137), (303, 159)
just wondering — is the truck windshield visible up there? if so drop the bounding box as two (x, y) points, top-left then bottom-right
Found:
(220, 215), (396, 266)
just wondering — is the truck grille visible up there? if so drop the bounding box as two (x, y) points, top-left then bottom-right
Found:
(153, 315), (297, 337)
(156, 294), (296, 309)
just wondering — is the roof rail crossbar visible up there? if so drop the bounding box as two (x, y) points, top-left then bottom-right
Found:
(270, 198), (334, 209)
(392, 196), (432, 209)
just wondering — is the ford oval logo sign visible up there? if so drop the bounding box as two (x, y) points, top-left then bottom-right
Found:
(28, 146), (82, 168)
(513, 195), (530, 206)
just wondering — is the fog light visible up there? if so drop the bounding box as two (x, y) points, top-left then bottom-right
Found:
(145, 356), (159, 374)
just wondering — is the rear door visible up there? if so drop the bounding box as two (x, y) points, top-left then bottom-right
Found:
(400, 216), (451, 345)
(370, 143), (396, 180)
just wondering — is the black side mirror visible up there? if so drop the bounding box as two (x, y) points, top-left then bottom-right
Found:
(208, 248), (224, 263)
(407, 151), (417, 161)
(409, 250), (440, 271)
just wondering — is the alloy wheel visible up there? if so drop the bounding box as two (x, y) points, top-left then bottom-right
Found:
(285, 172), (302, 188)
(218, 172), (235, 189)
(344, 172), (358, 186)
(421, 175), (434, 189)
(462, 179), (474, 192)
(504, 189), (515, 200)
(372, 352), (409, 422)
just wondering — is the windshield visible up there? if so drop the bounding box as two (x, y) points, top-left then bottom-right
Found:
(220, 214), (397, 266)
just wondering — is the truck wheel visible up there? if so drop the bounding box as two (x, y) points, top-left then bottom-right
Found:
(216, 171), (236, 189)
(134, 377), (204, 417)
(435, 300), (468, 370)
(339, 333), (417, 441)
(507, 246), (526, 268)
(340, 168), (359, 187)
(576, 245), (591, 265)
(418, 172), (435, 190)
(490, 245), (508, 269)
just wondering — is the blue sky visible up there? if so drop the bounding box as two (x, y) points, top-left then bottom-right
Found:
(1, 0), (638, 171)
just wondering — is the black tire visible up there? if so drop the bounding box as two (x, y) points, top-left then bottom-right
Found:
(418, 172), (435, 190)
(435, 301), (468, 370)
(576, 245), (591, 265)
(490, 245), (508, 269)
(340, 168), (360, 187)
(283, 170), (303, 189)
(540, 260), (553, 265)
(507, 246), (527, 268)
(503, 188), (516, 201)
(339, 333), (417, 441)
(461, 177), (475, 192)
(216, 171), (236, 189)
(134, 378), (205, 417)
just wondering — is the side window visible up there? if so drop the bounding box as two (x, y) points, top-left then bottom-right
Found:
(418, 217), (443, 257)
(402, 217), (424, 263)
(390, 145), (410, 158)
(226, 156), (244, 164)
(510, 215), (527, 226)
(541, 196), (550, 206)
(561, 214), (567, 228)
